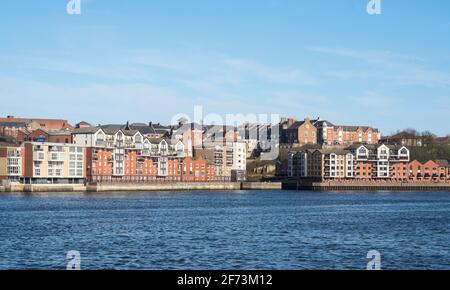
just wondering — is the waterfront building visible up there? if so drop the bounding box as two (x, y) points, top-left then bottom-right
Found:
(184, 149), (216, 182)
(21, 142), (86, 184)
(73, 127), (186, 183)
(72, 124), (247, 183)
(408, 160), (448, 182)
(0, 145), (23, 183)
(288, 149), (354, 179)
(348, 144), (410, 180)
(289, 144), (412, 181)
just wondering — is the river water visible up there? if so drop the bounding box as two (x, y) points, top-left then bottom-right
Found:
(0, 190), (448, 269)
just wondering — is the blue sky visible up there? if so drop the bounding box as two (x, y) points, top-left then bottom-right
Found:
(0, 0), (449, 135)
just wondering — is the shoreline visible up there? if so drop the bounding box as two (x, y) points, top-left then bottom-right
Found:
(1, 181), (450, 193)
(282, 180), (450, 191)
(0, 182), (283, 193)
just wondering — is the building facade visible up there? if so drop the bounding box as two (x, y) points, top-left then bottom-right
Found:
(72, 127), (234, 183)
(288, 144), (415, 181)
(285, 118), (317, 145)
(21, 142), (86, 184)
(0, 146), (23, 183)
(313, 119), (380, 145)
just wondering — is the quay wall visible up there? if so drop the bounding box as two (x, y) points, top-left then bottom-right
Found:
(87, 182), (242, 192)
(241, 182), (282, 190)
(283, 180), (450, 191)
(1, 184), (87, 193)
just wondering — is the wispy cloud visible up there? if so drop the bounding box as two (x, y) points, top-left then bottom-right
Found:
(308, 46), (450, 88)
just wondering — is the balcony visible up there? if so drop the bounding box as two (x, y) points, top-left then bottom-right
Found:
(96, 140), (106, 147)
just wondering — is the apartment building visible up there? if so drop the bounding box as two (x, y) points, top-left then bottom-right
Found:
(22, 142), (86, 184)
(211, 141), (247, 181)
(0, 145), (23, 183)
(289, 144), (411, 181)
(347, 144), (410, 179)
(408, 160), (449, 182)
(185, 149), (216, 182)
(288, 149), (354, 180)
(0, 122), (29, 142)
(313, 119), (380, 145)
(73, 127), (187, 182)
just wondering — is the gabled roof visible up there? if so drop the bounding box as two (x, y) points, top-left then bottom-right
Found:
(147, 137), (164, 144)
(122, 130), (140, 137)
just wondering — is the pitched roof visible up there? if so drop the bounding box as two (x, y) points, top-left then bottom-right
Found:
(0, 117), (73, 130)
(389, 131), (421, 139)
(76, 121), (91, 126)
(147, 137), (164, 144)
(122, 130), (139, 137)
(193, 149), (215, 165)
(335, 125), (379, 132)
(312, 120), (335, 128)
(72, 127), (100, 134)
(287, 121), (306, 130)
(0, 122), (29, 128)
(316, 148), (351, 155)
(48, 130), (72, 136)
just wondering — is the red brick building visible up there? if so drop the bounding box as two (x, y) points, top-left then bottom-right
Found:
(0, 116), (73, 131)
